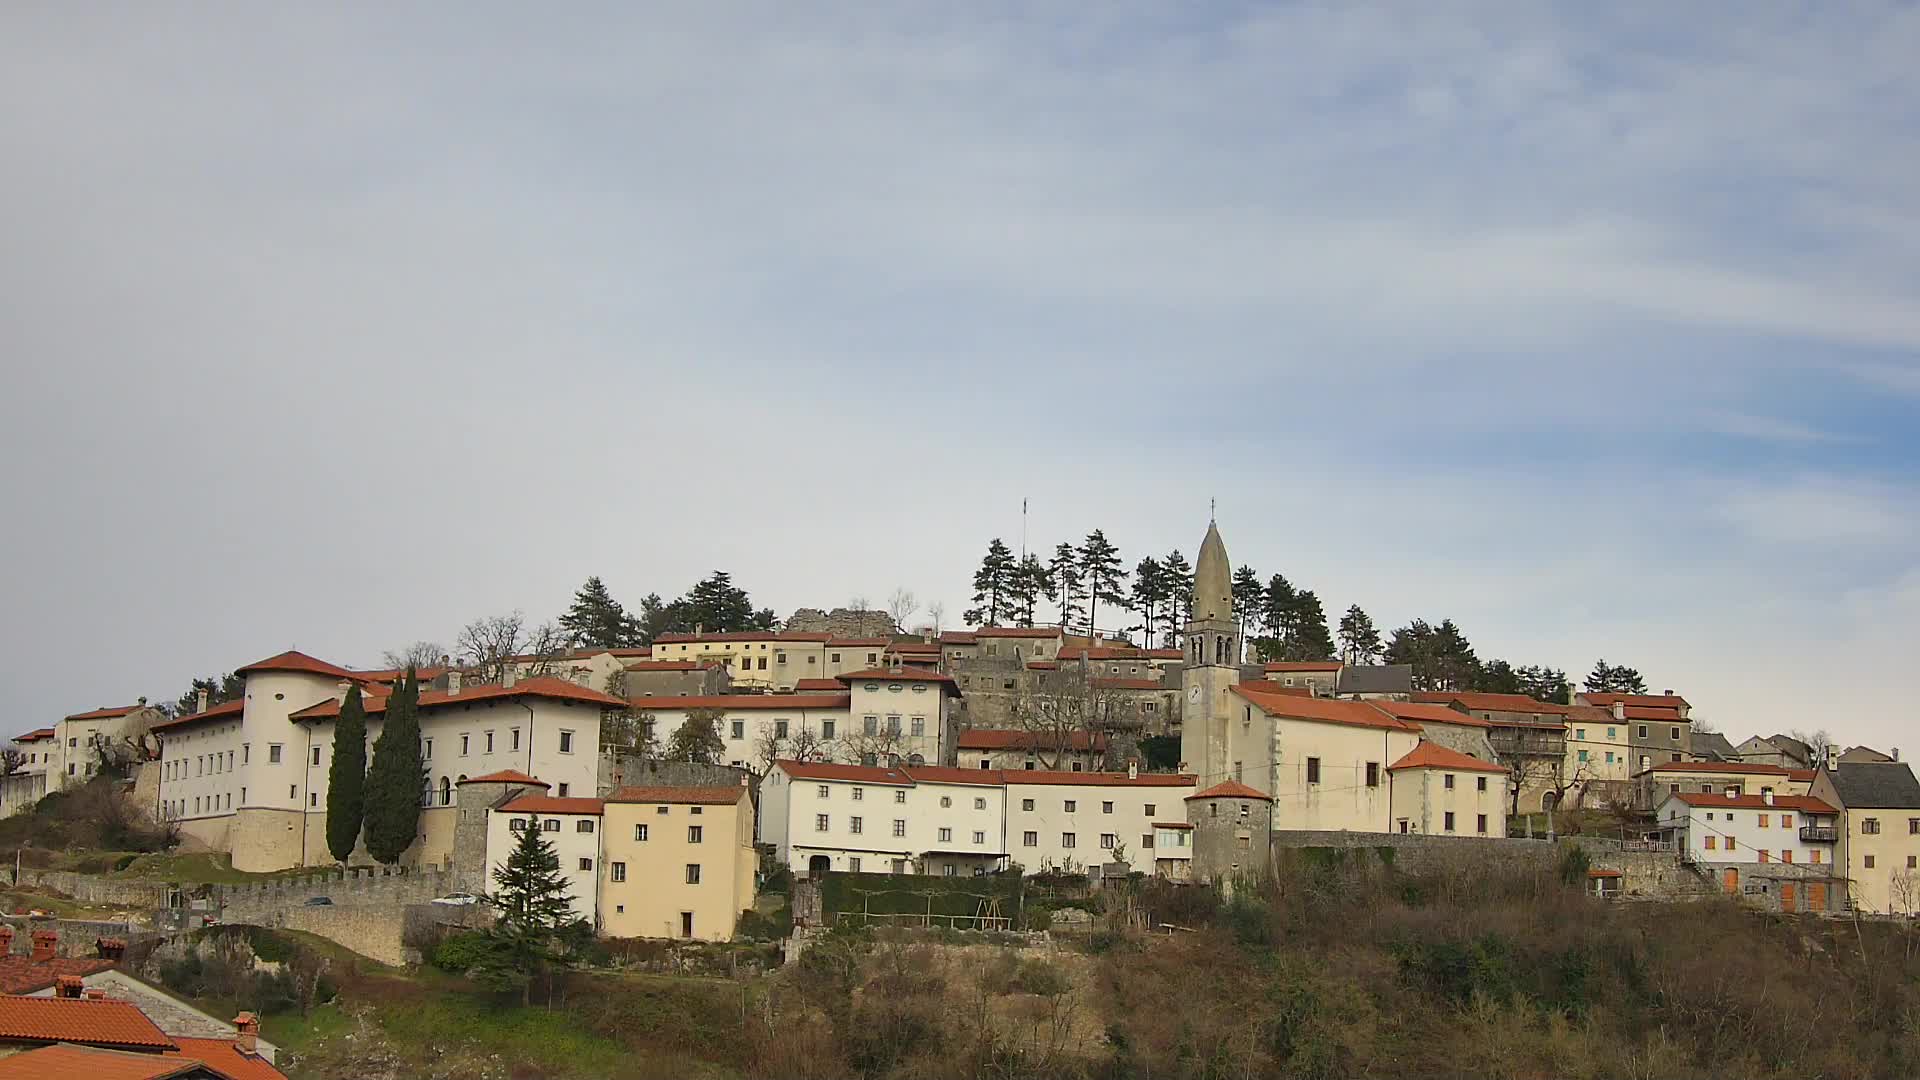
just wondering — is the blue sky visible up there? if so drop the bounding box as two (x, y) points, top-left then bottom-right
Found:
(1, 3), (1915, 749)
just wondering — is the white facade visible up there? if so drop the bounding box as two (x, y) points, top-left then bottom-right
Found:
(1658, 792), (1841, 867)
(487, 797), (605, 927)
(840, 670), (961, 767)
(1220, 688), (1422, 833)
(1006, 773), (1196, 873)
(634, 696), (851, 772)
(1385, 745), (1509, 836)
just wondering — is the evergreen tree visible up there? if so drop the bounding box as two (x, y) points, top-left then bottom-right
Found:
(1385, 619), (1480, 692)
(558, 576), (641, 649)
(634, 593), (674, 645)
(1231, 566), (1265, 648)
(1048, 542), (1084, 631)
(481, 822), (582, 1005)
(1338, 605), (1383, 665)
(1518, 664), (1572, 705)
(1585, 660), (1647, 694)
(1007, 555), (1049, 627)
(324, 685), (369, 864)
(1129, 556), (1168, 647)
(1286, 590), (1335, 661)
(1161, 550), (1194, 642)
(1078, 530), (1127, 638)
(665, 709), (726, 764)
(965, 539), (1017, 626)
(658, 572), (778, 635)
(364, 669), (426, 864)
(1260, 574), (1297, 644)
(170, 673), (245, 717)
(1473, 659), (1525, 695)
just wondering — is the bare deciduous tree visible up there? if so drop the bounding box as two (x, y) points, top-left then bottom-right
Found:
(382, 640), (447, 671)
(456, 612), (572, 685)
(1790, 728), (1835, 767)
(0, 749), (25, 776)
(887, 588), (917, 633)
(840, 722), (911, 767)
(925, 602), (946, 636)
(750, 723), (834, 778)
(1011, 664), (1139, 770)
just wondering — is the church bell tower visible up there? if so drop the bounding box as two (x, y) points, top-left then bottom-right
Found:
(1179, 518), (1241, 784)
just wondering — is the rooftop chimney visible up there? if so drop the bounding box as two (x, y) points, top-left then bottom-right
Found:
(95, 937), (127, 961)
(1894, 748), (1902, 762)
(82, 987), (107, 1000)
(0, 925), (15, 953)
(502, 666), (517, 689)
(54, 975), (83, 998)
(1763, 790), (1775, 806)
(447, 669), (463, 696)
(32, 930), (58, 963)
(136, 696), (146, 707)
(1127, 759), (1139, 780)
(233, 1012), (259, 1057)
(1610, 701), (1625, 721)
(196, 688), (210, 714)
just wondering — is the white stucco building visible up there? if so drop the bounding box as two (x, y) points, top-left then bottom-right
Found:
(1658, 791), (1841, 869)
(487, 794), (606, 927)
(1385, 742), (1510, 836)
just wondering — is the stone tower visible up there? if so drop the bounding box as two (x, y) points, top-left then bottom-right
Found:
(1179, 520), (1241, 785)
(1186, 779), (1273, 887)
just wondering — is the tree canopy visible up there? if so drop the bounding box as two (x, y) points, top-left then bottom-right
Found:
(364, 669), (426, 864)
(558, 576), (643, 649)
(965, 539), (1018, 627)
(665, 709), (726, 764)
(325, 685), (369, 863)
(1585, 660), (1648, 694)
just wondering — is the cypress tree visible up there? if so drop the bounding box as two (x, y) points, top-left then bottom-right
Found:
(364, 668), (426, 864)
(324, 685), (369, 863)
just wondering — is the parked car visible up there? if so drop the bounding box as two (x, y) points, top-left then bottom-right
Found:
(431, 892), (481, 906)
(303, 896), (333, 906)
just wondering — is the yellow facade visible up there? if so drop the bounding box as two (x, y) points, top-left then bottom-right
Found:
(598, 789), (756, 941)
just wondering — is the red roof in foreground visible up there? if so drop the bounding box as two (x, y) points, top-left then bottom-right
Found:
(0, 954), (115, 994)
(606, 785), (747, 805)
(234, 649), (356, 680)
(456, 770), (549, 787)
(793, 678), (843, 691)
(0, 995), (176, 1050)
(13, 727), (55, 743)
(1667, 792), (1836, 814)
(499, 795), (605, 815)
(168, 1036), (290, 1080)
(0, 1044), (213, 1080)
(1187, 780), (1272, 801)
(1232, 685), (1419, 733)
(776, 760), (914, 785)
(149, 698), (246, 732)
(1388, 742), (1508, 774)
(291, 677), (624, 720)
(63, 705), (145, 722)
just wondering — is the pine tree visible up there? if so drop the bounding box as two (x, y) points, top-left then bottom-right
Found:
(665, 709), (726, 764)
(1260, 574), (1297, 647)
(1048, 543), (1083, 631)
(1473, 659), (1525, 694)
(1008, 555), (1049, 627)
(558, 576), (641, 649)
(1129, 556), (1168, 647)
(1386, 619), (1479, 692)
(1230, 566), (1265, 647)
(171, 673), (244, 717)
(325, 685), (369, 864)
(1585, 660), (1647, 694)
(1161, 550), (1194, 642)
(1338, 605), (1383, 665)
(1518, 665), (1572, 705)
(966, 539), (1017, 626)
(1287, 590), (1335, 661)
(482, 822), (580, 1004)
(1078, 531), (1126, 639)
(364, 669), (426, 865)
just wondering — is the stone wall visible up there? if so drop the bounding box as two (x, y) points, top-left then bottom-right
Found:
(0, 916), (150, 957)
(272, 905), (410, 966)
(1269, 830), (1557, 876)
(215, 865), (453, 925)
(597, 756), (752, 797)
(1566, 841), (1718, 901)
(783, 608), (898, 638)
(13, 869), (175, 909)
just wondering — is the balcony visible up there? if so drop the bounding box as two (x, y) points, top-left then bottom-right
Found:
(1799, 826), (1839, 843)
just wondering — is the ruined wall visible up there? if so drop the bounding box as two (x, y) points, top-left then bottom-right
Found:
(597, 755), (752, 796)
(13, 869), (175, 909)
(783, 608), (898, 638)
(1269, 830), (1556, 876)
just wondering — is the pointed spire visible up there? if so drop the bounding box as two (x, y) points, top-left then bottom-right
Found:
(1192, 520), (1232, 623)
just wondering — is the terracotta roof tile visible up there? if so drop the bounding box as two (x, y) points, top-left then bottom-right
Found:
(886, 641), (939, 653)
(1646, 761), (1789, 775)
(1232, 684), (1419, 732)
(937, 632), (978, 645)
(168, 1037), (290, 1080)
(1620, 706), (1686, 721)
(1002, 770), (1195, 788)
(0, 1044), (214, 1080)
(499, 795), (605, 815)
(973, 627), (1063, 639)
(1187, 779), (1272, 801)
(0, 995), (175, 1050)
(12, 728), (55, 743)
(291, 677), (623, 720)
(900, 765), (1006, 787)
(63, 706), (145, 722)
(1667, 792), (1836, 813)
(1366, 700), (1492, 729)
(0, 954), (115, 994)
(1387, 742), (1508, 774)
(1583, 692), (1690, 709)
(234, 650), (355, 680)
(652, 631), (833, 643)
(1026, 660), (1058, 670)
(456, 770), (549, 787)
(1262, 662), (1343, 673)
(776, 760), (914, 785)
(606, 785), (748, 805)
(149, 698), (245, 732)
(1412, 691), (1572, 716)
(825, 638), (891, 648)
(834, 667), (958, 685)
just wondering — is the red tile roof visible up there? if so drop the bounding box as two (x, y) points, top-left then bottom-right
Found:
(63, 706), (145, 722)
(1412, 691), (1571, 716)
(0, 995), (176, 1050)
(0, 1044), (216, 1080)
(0, 954), (115, 995)
(1583, 692), (1690, 709)
(1667, 792), (1836, 813)
(793, 678), (844, 691)
(899, 765), (1006, 787)
(956, 729), (1109, 752)
(1187, 780), (1272, 801)
(1786, 769), (1817, 783)
(1647, 761), (1790, 775)
(606, 785), (749, 805)
(973, 627), (1063, 639)
(1026, 661), (1058, 670)
(1058, 647), (1147, 661)
(149, 698), (246, 733)
(622, 693), (850, 711)
(234, 650), (356, 680)
(1387, 742), (1508, 774)
(937, 632), (978, 645)
(1002, 770), (1195, 788)
(499, 795), (606, 815)
(1365, 700), (1492, 729)
(886, 641), (940, 653)
(835, 667), (958, 685)
(168, 1037), (290, 1080)
(12, 728), (55, 743)
(1262, 662), (1343, 673)
(776, 760), (914, 785)
(457, 770), (548, 787)
(652, 631), (833, 643)
(1232, 684), (1419, 732)
(290, 677), (623, 720)
(1620, 706), (1686, 721)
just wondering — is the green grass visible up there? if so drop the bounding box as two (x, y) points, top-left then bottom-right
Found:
(261, 1001), (354, 1056)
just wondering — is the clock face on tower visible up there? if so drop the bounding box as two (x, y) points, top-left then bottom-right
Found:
(1187, 684), (1202, 706)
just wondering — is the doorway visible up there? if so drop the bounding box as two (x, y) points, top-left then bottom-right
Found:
(680, 912), (694, 938)
(808, 855), (831, 879)
(1780, 882), (1796, 912)
(1722, 868), (1738, 895)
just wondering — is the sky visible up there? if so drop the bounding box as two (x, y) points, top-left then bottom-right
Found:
(2, 3), (1916, 751)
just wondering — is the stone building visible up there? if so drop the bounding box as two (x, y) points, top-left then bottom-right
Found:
(1186, 780), (1272, 885)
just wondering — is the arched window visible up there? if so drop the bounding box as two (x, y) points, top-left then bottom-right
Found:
(908, 753), (925, 767)
(439, 776), (452, 806)
(457, 774), (468, 784)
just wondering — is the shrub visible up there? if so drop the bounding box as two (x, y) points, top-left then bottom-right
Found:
(1024, 905), (1052, 932)
(1558, 843), (1592, 886)
(432, 930), (498, 974)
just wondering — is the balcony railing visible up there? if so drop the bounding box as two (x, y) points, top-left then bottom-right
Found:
(1800, 826), (1839, 843)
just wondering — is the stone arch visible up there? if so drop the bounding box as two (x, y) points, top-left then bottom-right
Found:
(439, 776), (452, 806)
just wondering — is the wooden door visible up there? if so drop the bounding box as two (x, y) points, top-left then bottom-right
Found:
(1722, 868), (1738, 895)
(1808, 883), (1826, 912)
(1780, 882), (1796, 911)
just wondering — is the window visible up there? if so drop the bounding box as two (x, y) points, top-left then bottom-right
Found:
(1444, 812), (1456, 832)
(1909, 856), (1918, 870)
(1144, 803), (1156, 816)
(848, 786), (863, 802)
(1705, 835), (1717, 850)
(1811, 849), (1822, 864)
(243, 744), (250, 764)
(893, 819), (906, 837)
(269, 744), (283, 764)
(543, 819), (560, 832)
(1071, 762), (1083, 772)
(688, 825), (703, 843)
(558, 729), (575, 753)
(311, 746), (322, 766)
(511, 728), (521, 750)
(974, 797), (986, 810)
(1062, 833), (1077, 849)
(911, 717), (925, 736)
(1023, 831), (1038, 847)
(1863, 818), (1882, 835)
(815, 814), (830, 832)
(942, 864), (957, 877)
(685, 864), (702, 884)
(818, 785), (831, 798)
(1306, 757), (1321, 784)
(1782, 850), (1794, 863)
(822, 720), (835, 740)
(940, 796), (952, 808)
(578, 857), (593, 871)
(886, 716), (901, 735)
(1864, 854), (1876, 869)
(775, 720), (789, 739)
(1102, 801), (1114, 814)
(864, 716), (878, 735)
(460, 735), (470, 756)
(1782, 815), (1793, 829)
(1476, 814), (1487, 834)
(1637, 725), (1648, 739)
(1575, 728), (1586, 741)
(485, 731), (494, 753)
(423, 739), (432, 759)
(1725, 837), (1735, 851)
(849, 816), (863, 835)
(1758, 814), (1769, 828)
(1476, 776), (1487, 792)
(894, 790), (906, 804)
(656, 805), (669, 814)
(610, 862), (626, 882)
(757, 657), (767, 670)
(1100, 833), (1117, 849)
(848, 857), (861, 872)
(1365, 762), (1379, 787)
(1759, 850), (1770, 863)
(634, 824), (649, 841)
(938, 827), (953, 842)
(558, 783), (570, 797)
(973, 830), (985, 844)
(1143, 833), (1155, 849)
(1064, 800), (1077, 813)
(1022, 798), (1034, 811)
(1911, 818), (1919, 835)
(1578, 749), (1589, 763)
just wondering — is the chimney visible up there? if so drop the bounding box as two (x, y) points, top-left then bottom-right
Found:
(0, 925), (15, 953)
(136, 696), (146, 707)
(233, 1012), (259, 1057)
(1610, 701), (1625, 721)
(1663, 689), (1674, 697)
(502, 666), (517, 689)
(1763, 790), (1775, 806)
(447, 669), (463, 696)
(54, 975), (83, 998)
(32, 930), (58, 963)
(82, 987), (107, 1000)
(197, 688), (210, 714)
(1894, 748), (1902, 762)
(1127, 759), (1139, 780)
